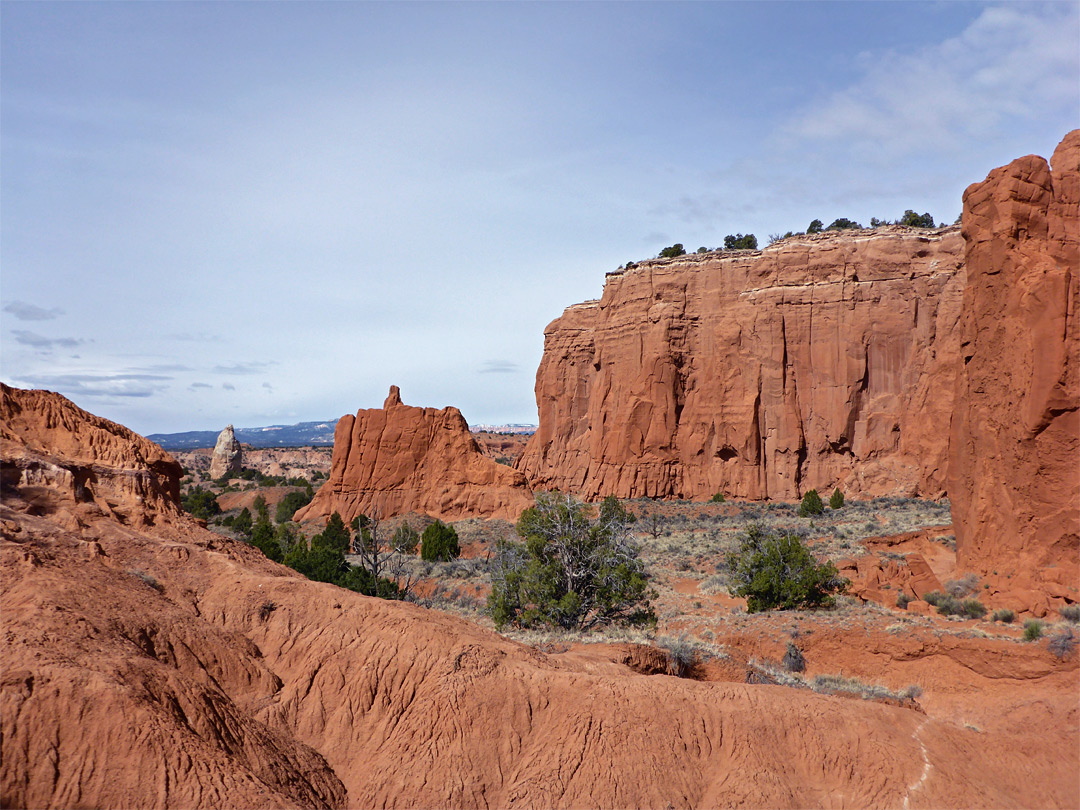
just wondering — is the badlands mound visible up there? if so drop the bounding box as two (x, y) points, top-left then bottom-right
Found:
(4, 387), (1077, 808)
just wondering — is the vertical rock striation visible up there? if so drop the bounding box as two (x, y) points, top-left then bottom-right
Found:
(518, 227), (965, 501)
(949, 130), (1080, 575)
(295, 386), (533, 523)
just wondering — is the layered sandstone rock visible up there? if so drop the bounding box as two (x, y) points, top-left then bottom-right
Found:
(949, 130), (1080, 577)
(518, 227), (965, 501)
(3, 389), (1077, 809)
(209, 424), (242, 480)
(0, 383), (182, 525)
(296, 386), (533, 523)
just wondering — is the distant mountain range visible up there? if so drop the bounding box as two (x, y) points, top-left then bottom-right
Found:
(148, 420), (339, 450)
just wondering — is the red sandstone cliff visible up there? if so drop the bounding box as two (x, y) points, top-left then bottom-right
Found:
(518, 227), (965, 501)
(295, 386), (533, 523)
(949, 130), (1080, 576)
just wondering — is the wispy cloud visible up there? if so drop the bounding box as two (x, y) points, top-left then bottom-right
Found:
(3, 301), (64, 321)
(213, 361), (277, 375)
(10, 330), (86, 349)
(166, 332), (224, 343)
(782, 4), (1079, 161)
(479, 360), (519, 374)
(189, 382), (212, 390)
(14, 372), (171, 398)
(222, 383), (236, 391)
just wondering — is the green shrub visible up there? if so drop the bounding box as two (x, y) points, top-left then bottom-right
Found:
(961, 598), (987, 619)
(798, 489), (824, 517)
(1060, 604), (1080, 623)
(250, 516), (282, 562)
(598, 495), (636, 525)
(723, 233), (758, 250)
(658, 243), (686, 258)
(726, 524), (847, 613)
(181, 486), (221, 520)
(899, 210), (935, 228)
(232, 507), (253, 537)
(807, 219), (824, 234)
(487, 492), (653, 631)
(421, 520), (461, 562)
(829, 488), (844, 510)
(896, 592), (912, 609)
(1023, 619), (1043, 641)
(275, 490), (312, 523)
(992, 608), (1016, 623)
(710, 492), (726, 503)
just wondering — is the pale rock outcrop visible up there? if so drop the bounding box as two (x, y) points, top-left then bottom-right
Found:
(209, 424), (242, 480)
(948, 130), (1080, 577)
(518, 227), (965, 501)
(295, 386), (533, 523)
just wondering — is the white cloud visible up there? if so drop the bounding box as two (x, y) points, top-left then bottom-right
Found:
(784, 4), (1079, 161)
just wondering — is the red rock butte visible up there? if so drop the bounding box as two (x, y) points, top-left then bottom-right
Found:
(295, 386), (533, 524)
(949, 129), (1080, 578)
(518, 225), (966, 502)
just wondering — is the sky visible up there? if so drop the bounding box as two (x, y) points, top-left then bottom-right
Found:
(2, 1), (1077, 436)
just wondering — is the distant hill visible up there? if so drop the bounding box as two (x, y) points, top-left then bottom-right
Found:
(148, 419), (339, 450)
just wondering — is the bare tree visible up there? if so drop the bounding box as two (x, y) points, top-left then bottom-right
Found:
(352, 514), (418, 600)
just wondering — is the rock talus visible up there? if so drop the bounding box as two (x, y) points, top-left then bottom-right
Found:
(948, 130), (1080, 576)
(295, 386), (533, 523)
(518, 227), (965, 501)
(209, 424), (243, 480)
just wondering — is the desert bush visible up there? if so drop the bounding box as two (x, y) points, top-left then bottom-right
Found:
(258, 600), (278, 621)
(1048, 628), (1077, 660)
(992, 608), (1016, 623)
(1060, 604), (1080, 623)
(923, 590), (986, 618)
(945, 573), (979, 598)
(829, 488), (844, 510)
(487, 492), (653, 631)
(896, 592), (912, 609)
(659, 243), (686, 258)
(657, 634), (696, 677)
(724, 233), (758, 250)
(275, 490), (312, 523)
(710, 492), (726, 503)
(726, 524), (847, 613)
(181, 486), (221, 520)
(782, 642), (806, 673)
(421, 520), (461, 562)
(798, 490), (824, 517)
(961, 599), (988, 619)
(1023, 620), (1044, 641)
(232, 507), (253, 537)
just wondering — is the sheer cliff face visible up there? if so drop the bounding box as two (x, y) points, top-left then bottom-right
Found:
(949, 130), (1080, 575)
(296, 386), (533, 524)
(518, 227), (965, 501)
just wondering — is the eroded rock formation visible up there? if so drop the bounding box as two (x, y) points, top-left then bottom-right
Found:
(209, 424), (243, 480)
(295, 386), (533, 523)
(949, 130), (1080, 577)
(0, 383), (182, 526)
(3, 387), (1076, 809)
(518, 227), (966, 501)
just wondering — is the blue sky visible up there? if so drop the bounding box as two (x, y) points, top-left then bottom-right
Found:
(2, 1), (1077, 435)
